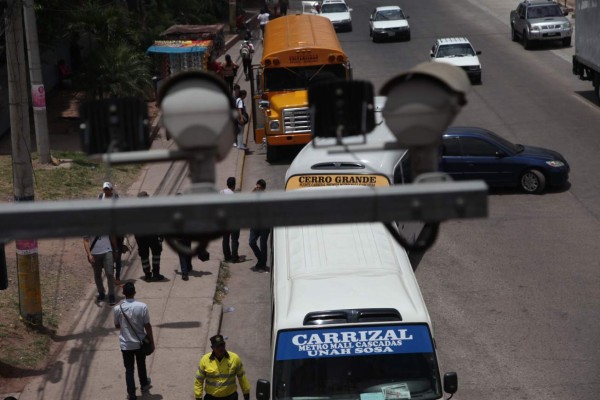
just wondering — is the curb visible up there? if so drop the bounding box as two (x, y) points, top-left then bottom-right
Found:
(206, 304), (224, 353)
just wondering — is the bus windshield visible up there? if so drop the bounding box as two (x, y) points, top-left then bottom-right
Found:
(264, 64), (347, 92)
(272, 324), (442, 400)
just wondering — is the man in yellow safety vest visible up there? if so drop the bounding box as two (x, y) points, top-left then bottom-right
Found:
(194, 335), (251, 400)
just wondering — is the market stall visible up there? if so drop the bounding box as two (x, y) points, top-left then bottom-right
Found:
(160, 24), (226, 58)
(147, 40), (212, 78)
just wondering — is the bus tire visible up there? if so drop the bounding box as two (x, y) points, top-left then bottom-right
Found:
(266, 143), (279, 163)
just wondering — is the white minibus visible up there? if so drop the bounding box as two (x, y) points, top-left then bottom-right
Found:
(284, 97), (411, 191)
(284, 96), (422, 255)
(255, 216), (458, 400)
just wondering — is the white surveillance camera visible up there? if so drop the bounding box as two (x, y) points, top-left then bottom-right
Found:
(380, 62), (470, 149)
(158, 71), (236, 161)
(380, 63), (471, 178)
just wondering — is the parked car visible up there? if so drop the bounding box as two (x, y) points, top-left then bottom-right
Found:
(430, 37), (482, 84)
(369, 6), (410, 42)
(319, 0), (353, 32)
(440, 126), (570, 194)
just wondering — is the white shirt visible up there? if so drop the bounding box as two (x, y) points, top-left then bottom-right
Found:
(258, 13), (270, 25)
(220, 188), (234, 195)
(236, 97), (244, 110)
(114, 299), (150, 351)
(88, 235), (112, 255)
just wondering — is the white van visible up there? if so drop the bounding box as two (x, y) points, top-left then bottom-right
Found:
(285, 97), (411, 191)
(255, 216), (458, 400)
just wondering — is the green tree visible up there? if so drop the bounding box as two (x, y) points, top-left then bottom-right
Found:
(81, 42), (152, 99)
(68, 1), (138, 47)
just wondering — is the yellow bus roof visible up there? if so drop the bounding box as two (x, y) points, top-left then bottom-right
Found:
(262, 14), (347, 61)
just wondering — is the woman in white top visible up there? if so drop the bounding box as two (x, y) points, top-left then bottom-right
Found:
(257, 7), (270, 40)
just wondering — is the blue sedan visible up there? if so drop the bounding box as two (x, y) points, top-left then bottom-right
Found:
(441, 127), (570, 194)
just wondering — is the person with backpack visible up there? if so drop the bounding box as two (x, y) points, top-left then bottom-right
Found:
(235, 90), (249, 150)
(99, 182), (126, 284)
(239, 40), (254, 81)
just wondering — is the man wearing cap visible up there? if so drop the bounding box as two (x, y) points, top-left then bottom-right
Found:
(114, 282), (154, 400)
(194, 334), (251, 400)
(98, 181), (126, 283)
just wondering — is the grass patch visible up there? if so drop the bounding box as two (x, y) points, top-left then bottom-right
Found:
(214, 262), (231, 304)
(0, 150), (143, 370)
(0, 150), (142, 202)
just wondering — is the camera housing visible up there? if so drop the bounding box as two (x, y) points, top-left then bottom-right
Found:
(158, 71), (237, 162)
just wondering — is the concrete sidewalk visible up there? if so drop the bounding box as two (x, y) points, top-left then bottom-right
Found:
(6, 31), (255, 400)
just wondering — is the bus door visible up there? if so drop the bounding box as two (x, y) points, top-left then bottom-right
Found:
(250, 64), (265, 144)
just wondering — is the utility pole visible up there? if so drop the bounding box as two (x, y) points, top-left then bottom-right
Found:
(23, 0), (51, 164)
(229, 0), (236, 33)
(5, 0), (43, 326)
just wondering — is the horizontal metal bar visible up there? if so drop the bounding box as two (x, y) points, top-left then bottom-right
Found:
(95, 149), (190, 165)
(0, 181), (488, 241)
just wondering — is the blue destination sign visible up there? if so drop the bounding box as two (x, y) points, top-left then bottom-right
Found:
(275, 325), (433, 361)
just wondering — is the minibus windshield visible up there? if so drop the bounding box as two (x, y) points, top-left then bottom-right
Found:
(272, 324), (442, 400)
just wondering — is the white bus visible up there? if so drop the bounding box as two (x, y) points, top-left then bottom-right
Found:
(255, 217), (457, 400)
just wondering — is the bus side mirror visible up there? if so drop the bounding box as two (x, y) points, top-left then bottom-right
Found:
(259, 100), (270, 109)
(256, 379), (271, 400)
(443, 372), (458, 394)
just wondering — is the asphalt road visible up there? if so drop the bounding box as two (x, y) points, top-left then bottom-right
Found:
(236, 0), (600, 398)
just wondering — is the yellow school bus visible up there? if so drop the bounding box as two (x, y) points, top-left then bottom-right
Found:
(252, 14), (352, 162)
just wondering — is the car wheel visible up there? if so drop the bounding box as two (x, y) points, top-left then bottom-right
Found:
(562, 37), (571, 47)
(266, 143), (279, 163)
(511, 25), (518, 42)
(369, 28), (372, 37)
(522, 31), (532, 49)
(405, 31), (411, 41)
(520, 169), (546, 194)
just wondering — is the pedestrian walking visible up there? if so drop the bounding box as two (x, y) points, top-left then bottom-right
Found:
(220, 177), (241, 263)
(233, 83), (241, 101)
(173, 193), (194, 281)
(178, 237), (193, 281)
(239, 40), (254, 81)
(235, 90), (249, 150)
(83, 233), (118, 305)
(221, 54), (239, 94)
(114, 282), (154, 400)
(258, 8), (270, 40)
(280, 0), (289, 16)
(194, 334), (251, 400)
(99, 181), (126, 283)
(249, 179), (271, 272)
(134, 191), (165, 282)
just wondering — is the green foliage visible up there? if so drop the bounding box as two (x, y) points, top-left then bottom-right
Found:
(67, 1), (138, 47)
(80, 42), (152, 100)
(34, 0), (230, 99)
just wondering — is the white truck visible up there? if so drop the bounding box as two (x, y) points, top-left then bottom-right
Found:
(572, 0), (600, 99)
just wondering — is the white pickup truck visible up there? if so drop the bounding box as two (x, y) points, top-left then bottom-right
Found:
(509, 0), (572, 49)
